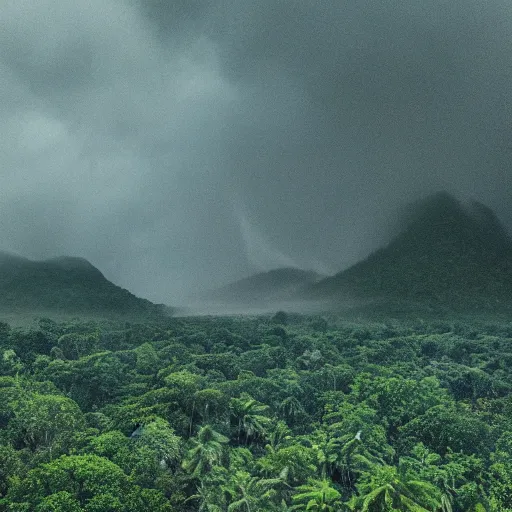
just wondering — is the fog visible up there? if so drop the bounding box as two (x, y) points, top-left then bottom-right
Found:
(2, 0), (512, 303)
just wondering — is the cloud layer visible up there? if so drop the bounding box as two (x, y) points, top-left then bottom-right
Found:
(2, 0), (512, 302)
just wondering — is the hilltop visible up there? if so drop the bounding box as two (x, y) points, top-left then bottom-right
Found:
(0, 252), (167, 319)
(204, 267), (322, 305)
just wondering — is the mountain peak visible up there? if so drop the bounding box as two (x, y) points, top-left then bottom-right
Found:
(385, 192), (510, 259)
(399, 192), (468, 233)
(398, 192), (510, 242)
(307, 193), (512, 310)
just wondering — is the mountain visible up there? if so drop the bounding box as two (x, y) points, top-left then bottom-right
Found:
(205, 267), (323, 305)
(306, 192), (512, 310)
(0, 252), (167, 318)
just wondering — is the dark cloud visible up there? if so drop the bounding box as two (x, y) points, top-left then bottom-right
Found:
(1, 0), (512, 302)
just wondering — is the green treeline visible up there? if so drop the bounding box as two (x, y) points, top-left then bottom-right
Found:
(1, 313), (512, 511)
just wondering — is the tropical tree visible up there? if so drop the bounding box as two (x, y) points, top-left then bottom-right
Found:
(230, 393), (272, 444)
(258, 444), (317, 487)
(489, 431), (512, 511)
(135, 417), (182, 468)
(135, 342), (159, 374)
(400, 443), (487, 512)
(308, 429), (335, 479)
(8, 392), (85, 454)
(183, 425), (229, 477)
(278, 396), (306, 426)
(186, 478), (225, 512)
(329, 430), (389, 488)
(5, 454), (172, 511)
(266, 420), (293, 452)
(0, 444), (22, 496)
(291, 478), (343, 511)
(221, 470), (282, 511)
(193, 388), (228, 424)
(33, 491), (82, 511)
(352, 465), (442, 512)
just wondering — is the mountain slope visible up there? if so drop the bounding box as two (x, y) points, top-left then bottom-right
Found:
(307, 193), (512, 310)
(205, 267), (322, 305)
(0, 252), (166, 317)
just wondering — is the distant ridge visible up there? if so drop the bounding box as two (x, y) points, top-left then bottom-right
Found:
(205, 267), (322, 305)
(0, 252), (167, 318)
(306, 192), (512, 310)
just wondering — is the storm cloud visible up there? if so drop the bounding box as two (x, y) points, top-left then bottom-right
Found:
(1, 0), (512, 302)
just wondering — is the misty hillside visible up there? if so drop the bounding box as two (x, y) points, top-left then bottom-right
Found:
(307, 192), (512, 310)
(205, 267), (322, 305)
(0, 252), (165, 317)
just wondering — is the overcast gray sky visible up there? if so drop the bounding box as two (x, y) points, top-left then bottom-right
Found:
(2, 0), (512, 303)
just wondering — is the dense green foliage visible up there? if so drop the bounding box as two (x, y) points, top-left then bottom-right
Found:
(0, 312), (511, 510)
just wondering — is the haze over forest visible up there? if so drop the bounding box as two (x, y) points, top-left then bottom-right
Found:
(3, 0), (512, 303)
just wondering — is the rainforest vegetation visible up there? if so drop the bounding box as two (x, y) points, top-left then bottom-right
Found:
(1, 312), (511, 511)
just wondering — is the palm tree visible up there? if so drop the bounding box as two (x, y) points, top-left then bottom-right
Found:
(330, 432), (387, 488)
(221, 470), (282, 512)
(400, 444), (453, 512)
(182, 425), (229, 477)
(230, 393), (271, 445)
(291, 478), (343, 511)
(438, 493), (453, 512)
(186, 481), (224, 512)
(278, 396), (306, 426)
(266, 421), (292, 452)
(308, 429), (337, 479)
(352, 465), (442, 512)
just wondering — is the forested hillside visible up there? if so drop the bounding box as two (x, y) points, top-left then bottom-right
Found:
(308, 193), (512, 311)
(0, 253), (166, 318)
(1, 313), (511, 510)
